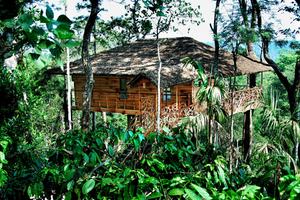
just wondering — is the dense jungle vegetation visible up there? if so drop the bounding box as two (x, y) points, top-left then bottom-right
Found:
(0, 0), (299, 199)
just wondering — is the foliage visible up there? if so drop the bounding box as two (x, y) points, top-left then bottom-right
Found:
(1, 123), (297, 199)
(0, 4), (78, 197)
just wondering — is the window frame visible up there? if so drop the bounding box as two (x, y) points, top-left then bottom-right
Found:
(162, 87), (172, 102)
(119, 78), (128, 99)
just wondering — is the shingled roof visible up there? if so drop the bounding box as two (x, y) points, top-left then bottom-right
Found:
(55, 37), (272, 87)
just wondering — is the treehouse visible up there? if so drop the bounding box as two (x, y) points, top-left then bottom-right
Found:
(51, 37), (272, 131)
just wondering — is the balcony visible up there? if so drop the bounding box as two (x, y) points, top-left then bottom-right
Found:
(223, 87), (263, 115)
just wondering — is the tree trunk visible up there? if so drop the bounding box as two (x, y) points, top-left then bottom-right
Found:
(210, 0), (221, 75)
(64, 0), (72, 131)
(243, 73), (256, 163)
(156, 41), (162, 132)
(81, 0), (99, 130)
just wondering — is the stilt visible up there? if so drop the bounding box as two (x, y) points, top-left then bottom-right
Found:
(127, 115), (135, 130)
(243, 73), (256, 163)
(92, 112), (96, 131)
(102, 112), (107, 123)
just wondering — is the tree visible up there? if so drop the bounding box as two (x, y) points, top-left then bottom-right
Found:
(238, 0), (259, 164)
(251, 0), (299, 120)
(80, 0), (100, 130)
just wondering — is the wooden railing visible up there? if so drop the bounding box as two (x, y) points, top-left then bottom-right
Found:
(223, 87), (263, 115)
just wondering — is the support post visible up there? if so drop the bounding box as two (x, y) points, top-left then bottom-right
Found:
(127, 115), (135, 130)
(243, 73), (256, 163)
(92, 111), (96, 131)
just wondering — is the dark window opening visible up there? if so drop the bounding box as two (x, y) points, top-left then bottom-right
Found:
(163, 87), (172, 101)
(120, 78), (128, 99)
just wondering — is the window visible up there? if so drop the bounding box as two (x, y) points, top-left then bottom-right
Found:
(163, 87), (172, 101)
(120, 78), (128, 99)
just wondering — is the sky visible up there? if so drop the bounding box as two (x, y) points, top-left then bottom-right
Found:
(45, 0), (215, 42)
(44, 0), (299, 44)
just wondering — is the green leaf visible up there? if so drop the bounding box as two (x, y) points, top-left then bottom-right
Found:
(67, 180), (74, 191)
(50, 45), (63, 58)
(184, 188), (201, 200)
(108, 145), (114, 157)
(101, 177), (113, 186)
(157, 11), (166, 17)
(57, 15), (72, 25)
(138, 133), (145, 142)
(65, 40), (80, 48)
(190, 183), (212, 200)
(34, 59), (45, 69)
(65, 192), (72, 200)
(128, 130), (134, 137)
(162, 126), (170, 133)
(82, 179), (95, 194)
(83, 153), (89, 165)
(147, 192), (163, 199)
(168, 188), (184, 196)
(89, 152), (98, 165)
(54, 24), (74, 39)
(123, 167), (131, 177)
(0, 140), (10, 153)
(217, 166), (227, 186)
(0, 152), (7, 164)
(19, 13), (33, 31)
(239, 185), (260, 199)
(65, 169), (75, 181)
(3, 19), (15, 28)
(96, 138), (103, 148)
(134, 139), (140, 151)
(27, 182), (44, 198)
(46, 5), (54, 19)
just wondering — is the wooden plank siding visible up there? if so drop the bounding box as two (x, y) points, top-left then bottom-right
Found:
(73, 75), (194, 115)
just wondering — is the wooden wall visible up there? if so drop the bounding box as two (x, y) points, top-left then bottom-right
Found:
(73, 75), (194, 115)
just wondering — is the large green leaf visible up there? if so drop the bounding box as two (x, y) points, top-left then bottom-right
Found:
(217, 166), (227, 186)
(168, 188), (185, 196)
(82, 179), (95, 194)
(147, 192), (163, 199)
(57, 15), (72, 25)
(0, 152), (7, 164)
(184, 188), (201, 200)
(190, 184), (212, 200)
(54, 24), (74, 39)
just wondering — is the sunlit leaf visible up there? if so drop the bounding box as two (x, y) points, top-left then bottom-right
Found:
(184, 188), (201, 200)
(82, 179), (95, 194)
(190, 183), (212, 200)
(168, 188), (185, 196)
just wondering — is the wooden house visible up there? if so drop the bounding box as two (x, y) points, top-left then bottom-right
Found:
(51, 37), (271, 130)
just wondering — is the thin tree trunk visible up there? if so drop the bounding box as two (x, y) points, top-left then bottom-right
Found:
(156, 17), (162, 132)
(296, 137), (299, 164)
(230, 39), (240, 168)
(66, 47), (72, 130)
(210, 0), (221, 75)
(65, 0), (72, 131)
(81, 0), (99, 130)
(229, 76), (236, 173)
(156, 41), (162, 132)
